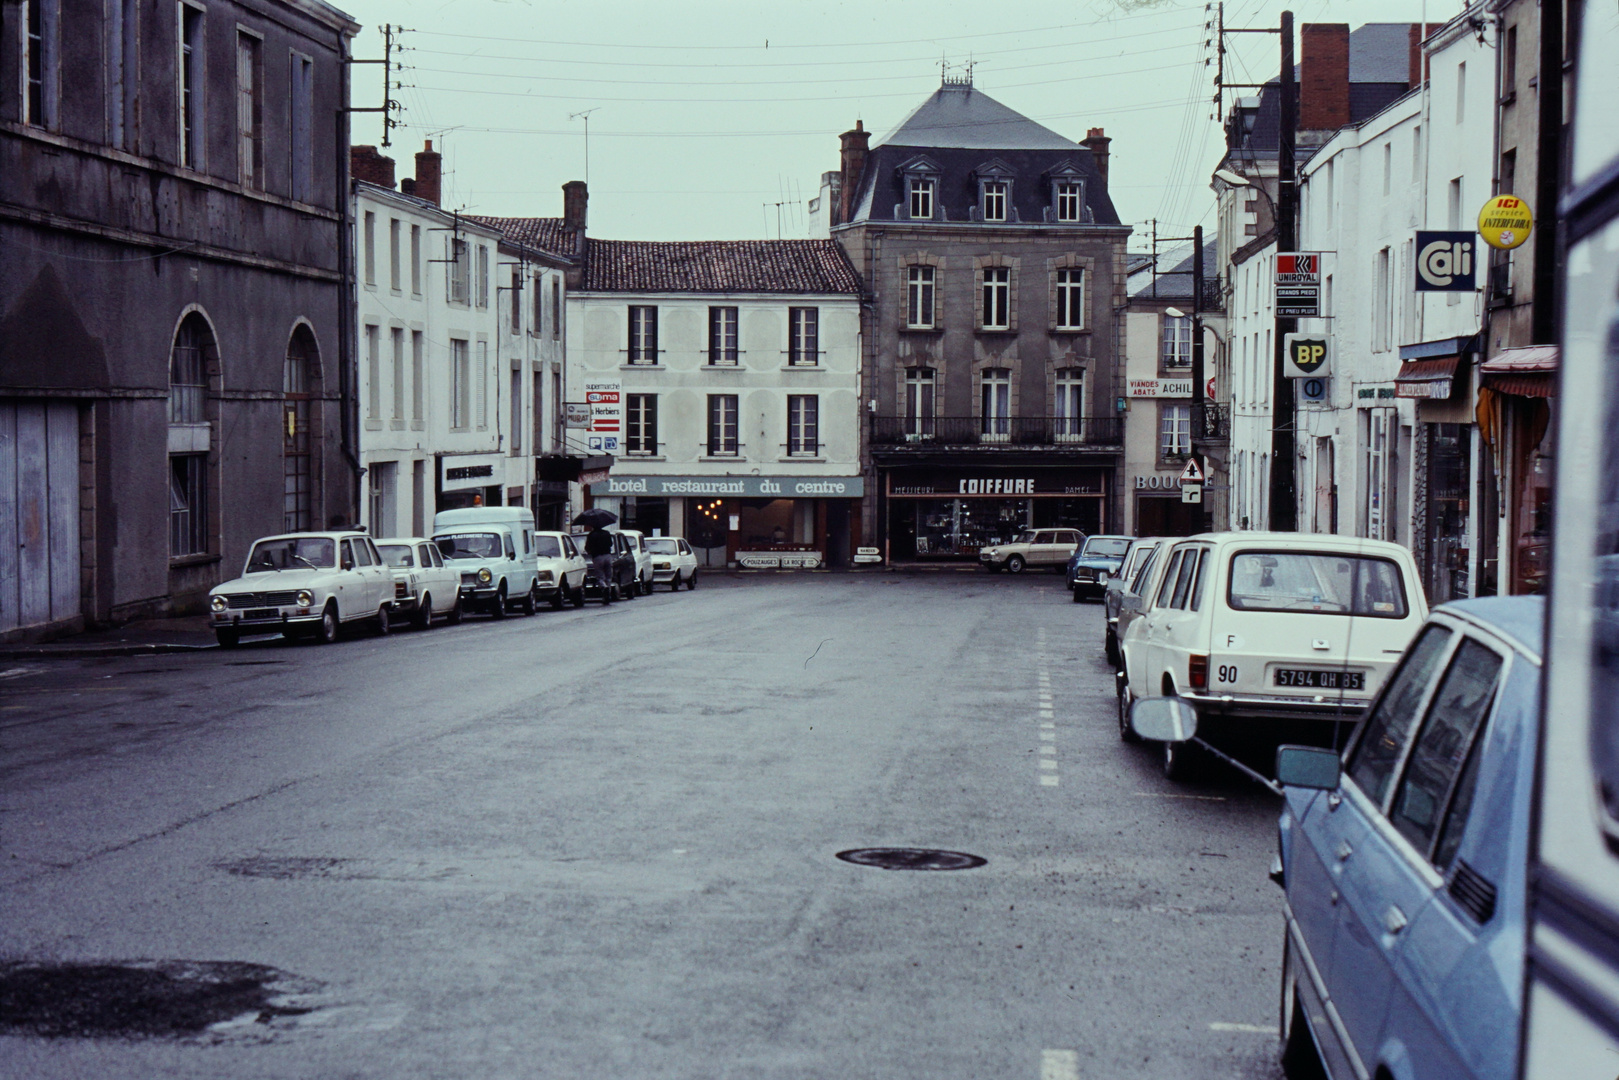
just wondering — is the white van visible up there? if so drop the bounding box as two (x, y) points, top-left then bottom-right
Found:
(432, 506), (541, 617)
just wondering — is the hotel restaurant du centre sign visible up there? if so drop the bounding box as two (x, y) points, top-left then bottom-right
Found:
(590, 475), (865, 498)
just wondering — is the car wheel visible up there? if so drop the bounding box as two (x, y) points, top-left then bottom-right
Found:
(1105, 628), (1120, 669)
(1072, 585), (1083, 603)
(1007, 554), (1026, 574)
(1279, 934), (1325, 1079)
(375, 605), (391, 636)
(571, 583), (586, 608)
(491, 584), (508, 619)
(412, 594), (432, 631)
(550, 588), (565, 610)
(447, 596), (463, 625)
(623, 577), (636, 600)
(687, 570), (697, 590)
(1116, 677), (1141, 743)
(215, 628), (239, 649)
(520, 587), (537, 616)
(317, 602), (340, 645)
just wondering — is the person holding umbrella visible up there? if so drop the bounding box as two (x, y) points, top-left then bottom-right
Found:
(574, 507), (619, 602)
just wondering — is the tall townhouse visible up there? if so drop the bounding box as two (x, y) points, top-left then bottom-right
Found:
(1215, 21), (1439, 532)
(0, 0), (358, 638)
(816, 77), (1130, 562)
(567, 225), (865, 568)
(352, 147), (577, 536)
(1120, 240), (1226, 536)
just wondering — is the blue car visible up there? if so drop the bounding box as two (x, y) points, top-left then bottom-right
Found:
(1272, 597), (1542, 1080)
(1065, 534), (1134, 601)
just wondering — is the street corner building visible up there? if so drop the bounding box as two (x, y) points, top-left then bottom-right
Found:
(0, 0), (360, 639)
(566, 230), (866, 569)
(809, 75), (1132, 563)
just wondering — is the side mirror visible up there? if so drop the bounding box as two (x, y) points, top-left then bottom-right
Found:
(1130, 697), (1199, 742)
(1275, 745), (1343, 790)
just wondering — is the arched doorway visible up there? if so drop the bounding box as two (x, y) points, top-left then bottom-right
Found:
(283, 325), (318, 532)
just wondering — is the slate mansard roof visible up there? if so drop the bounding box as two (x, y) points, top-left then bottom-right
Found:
(847, 85), (1121, 227)
(580, 239), (863, 295)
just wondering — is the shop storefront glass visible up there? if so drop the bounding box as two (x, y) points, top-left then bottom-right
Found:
(1423, 423), (1472, 603)
(884, 468), (1109, 561)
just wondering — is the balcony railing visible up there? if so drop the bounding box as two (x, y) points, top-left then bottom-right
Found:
(1197, 402), (1230, 440)
(870, 415), (1123, 448)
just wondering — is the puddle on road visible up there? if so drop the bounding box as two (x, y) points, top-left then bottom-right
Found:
(836, 847), (987, 871)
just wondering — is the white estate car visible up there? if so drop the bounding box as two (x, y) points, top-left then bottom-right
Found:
(979, 528), (1084, 573)
(376, 537), (462, 628)
(645, 536), (698, 590)
(1116, 532), (1428, 777)
(532, 531), (589, 608)
(432, 506), (541, 617)
(616, 529), (656, 595)
(208, 531), (395, 647)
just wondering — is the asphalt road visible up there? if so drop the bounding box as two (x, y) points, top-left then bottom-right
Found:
(0, 573), (1287, 1079)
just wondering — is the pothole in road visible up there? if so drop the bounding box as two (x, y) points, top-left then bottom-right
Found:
(217, 855), (350, 879)
(0, 960), (320, 1039)
(836, 848), (987, 871)
(224, 660), (288, 667)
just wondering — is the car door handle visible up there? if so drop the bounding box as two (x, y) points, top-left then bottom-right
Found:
(1335, 840), (1354, 862)
(1326, 791), (1342, 811)
(1383, 905), (1408, 935)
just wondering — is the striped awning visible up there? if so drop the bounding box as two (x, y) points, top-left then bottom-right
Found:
(1395, 355), (1460, 399)
(1481, 345), (1557, 398)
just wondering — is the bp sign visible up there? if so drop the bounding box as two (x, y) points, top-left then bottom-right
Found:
(1478, 194), (1533, 250)
(1283, 334), (1332, 378)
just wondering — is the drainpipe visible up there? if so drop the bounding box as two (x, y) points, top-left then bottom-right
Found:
(336, 31), (363, 526)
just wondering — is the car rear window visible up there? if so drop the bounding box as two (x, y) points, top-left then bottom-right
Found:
(1226, 551), (1408, 618)
(377, 544), (414, 568)
(645, 539), (678, 554)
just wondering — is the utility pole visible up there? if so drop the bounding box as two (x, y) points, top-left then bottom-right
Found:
(1268, 10), (1298, 531)
(1191, 224), (1208, 531)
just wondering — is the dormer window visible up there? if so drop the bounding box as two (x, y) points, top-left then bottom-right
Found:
(1056, 182), (1083, 222)
(909, 177), (935, 220)
(982, 181), (1008, 222)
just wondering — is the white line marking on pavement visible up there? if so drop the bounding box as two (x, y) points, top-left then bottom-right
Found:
(0, 668), (35, 680)
(1040, 1049), (1079, 1080)
(1039, 745), (1056, 755)
(1038, 759), (1058, 771)
(1209, 1022), (1274, 1034)
(1039, 775), (1060, 786)
(1039, 731), (1055, 741)
(1040, 721), (1055, 729)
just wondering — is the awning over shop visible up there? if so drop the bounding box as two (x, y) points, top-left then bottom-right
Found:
(1480, 345), (1558, 398)
(1395, 356), (1460, 399)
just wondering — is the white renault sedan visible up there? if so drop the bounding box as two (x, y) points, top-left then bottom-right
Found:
(1116, 532), (1428, 777)
(376, 537), (462, 628)
(532, 531), (588, 608)
(208, 531), (394, 647)
(645, 536), (698, 590)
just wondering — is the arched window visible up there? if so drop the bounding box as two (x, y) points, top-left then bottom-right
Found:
(284, 325), (318, 532)
(168, 312), (215, 556)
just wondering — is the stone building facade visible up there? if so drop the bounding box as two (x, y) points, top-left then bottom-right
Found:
(0, 0), (358, 637)
(814, 79), (1130, 561)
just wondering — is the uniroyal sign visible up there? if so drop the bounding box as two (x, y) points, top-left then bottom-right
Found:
(1274, 252), (1322, 317)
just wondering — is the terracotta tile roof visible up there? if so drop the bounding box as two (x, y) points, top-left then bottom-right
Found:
(581, 239), (863, 294)
(465, 216), (576, 260)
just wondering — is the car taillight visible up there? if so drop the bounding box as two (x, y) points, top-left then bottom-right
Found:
(1189, 654), (1209, 690)
(395, 582), (408, 598)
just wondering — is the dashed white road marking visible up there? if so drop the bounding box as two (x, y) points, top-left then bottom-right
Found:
(1039, 775), (1059, 786)
(1039, 731), (1055, 742)
(1040, 1049), (1079, 1080)
(1209, 1022), (1273, 1034)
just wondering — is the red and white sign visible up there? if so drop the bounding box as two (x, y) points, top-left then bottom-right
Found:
(583, 379), (622, 434)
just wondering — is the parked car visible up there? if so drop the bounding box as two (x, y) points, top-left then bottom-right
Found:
(433, 506), (541, 618)
(1067, 534), (1134, 601)
(645, 536), (698, 590)
(1116, 532), (1428, 777)
(1104, 537), (1164, 666)
(979, 528), (1085, 573)
(574, 531), (640, 602)
(533, 531), (588, 609)
(208, 531), (394, 646)
(376, 536), (462, 628)
(1266, 597), (1543, 1080)
(617, 528), (656, 595)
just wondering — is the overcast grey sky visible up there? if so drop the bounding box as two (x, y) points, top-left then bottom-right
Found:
(340, 0), (1468, 245)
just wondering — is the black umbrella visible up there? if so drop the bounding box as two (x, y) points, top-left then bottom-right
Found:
(572, 507), (619, 529)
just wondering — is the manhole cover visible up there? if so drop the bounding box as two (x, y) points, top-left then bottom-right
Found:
(0, 960), (318, 1039)
(835, 848), (987, 871)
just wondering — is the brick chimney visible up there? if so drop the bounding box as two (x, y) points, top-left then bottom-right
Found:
(1081, 128), (1111, 186)
(413, 139), (441, 206)
(350, 145), (395, 188)
(1300, 24), (1351, 132)
(561, 180), (588, 258)
(400, 177), (416, 197)
(836, 120), (870, 227)
(1408, 23), (1442, 89)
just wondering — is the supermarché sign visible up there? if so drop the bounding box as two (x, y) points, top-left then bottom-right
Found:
(589, 475), (865, 498)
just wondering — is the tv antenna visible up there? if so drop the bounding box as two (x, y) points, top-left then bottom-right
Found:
(569, 108), (601, 184)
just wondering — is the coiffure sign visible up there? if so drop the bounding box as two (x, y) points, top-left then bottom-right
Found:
(589, 475), (864, 498)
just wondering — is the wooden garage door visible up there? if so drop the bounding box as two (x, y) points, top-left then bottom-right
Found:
(0, 401), (80, 634)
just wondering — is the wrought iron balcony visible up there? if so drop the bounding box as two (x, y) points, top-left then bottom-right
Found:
(870, 415), (1123, 448)
(1197, 402), (1230, 441)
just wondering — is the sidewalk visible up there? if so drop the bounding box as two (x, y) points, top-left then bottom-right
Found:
(0, 615), (230, 659)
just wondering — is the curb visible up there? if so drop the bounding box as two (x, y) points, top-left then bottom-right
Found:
(0, 642), (220, 659)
